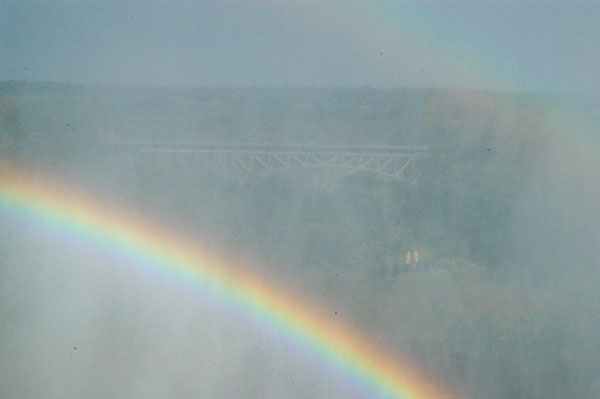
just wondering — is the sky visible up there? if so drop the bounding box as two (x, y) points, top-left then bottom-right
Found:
(1, 0), (599, 93)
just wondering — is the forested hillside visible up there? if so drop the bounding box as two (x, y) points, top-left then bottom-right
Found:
(2, 82), (599, 398)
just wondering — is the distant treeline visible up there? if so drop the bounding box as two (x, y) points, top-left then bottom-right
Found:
(1, 80), (581, 148)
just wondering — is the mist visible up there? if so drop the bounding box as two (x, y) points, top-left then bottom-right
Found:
(2, 2), (600, 399)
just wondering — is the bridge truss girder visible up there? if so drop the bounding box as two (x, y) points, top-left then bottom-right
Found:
(136, 148), (425, 183)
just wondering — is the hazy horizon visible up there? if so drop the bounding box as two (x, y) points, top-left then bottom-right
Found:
(2, 1), (600, 94)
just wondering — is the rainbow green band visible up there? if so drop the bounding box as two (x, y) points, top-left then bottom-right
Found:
(0, 166), (447, 399)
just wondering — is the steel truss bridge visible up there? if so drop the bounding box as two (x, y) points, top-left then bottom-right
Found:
(104, 141), (429, 183)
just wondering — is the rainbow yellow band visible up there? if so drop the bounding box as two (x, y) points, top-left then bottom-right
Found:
(0, 165), (448, 398)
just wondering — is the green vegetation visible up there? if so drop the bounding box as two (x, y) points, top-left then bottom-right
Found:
(2, 81), (599, 398)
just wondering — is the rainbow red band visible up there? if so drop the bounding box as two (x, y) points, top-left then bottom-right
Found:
(0, 165), (447, 399)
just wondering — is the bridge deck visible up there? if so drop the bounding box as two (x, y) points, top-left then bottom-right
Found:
(102, 140), (429, 155)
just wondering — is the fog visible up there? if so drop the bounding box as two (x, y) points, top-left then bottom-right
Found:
(2, 2), (600, 399)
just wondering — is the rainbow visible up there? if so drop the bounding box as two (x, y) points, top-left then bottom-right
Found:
(0, 164), (448, 399)
(282, 0), (519, 89)
(4, 4), (592, 397)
